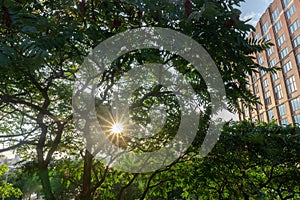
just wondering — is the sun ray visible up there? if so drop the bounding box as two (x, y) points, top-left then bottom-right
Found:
(111, 123), (123, 134)
(95, 105), (137, 149)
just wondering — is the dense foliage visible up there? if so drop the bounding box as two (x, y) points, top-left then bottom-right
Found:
(2, 121), (300, 199)
(0, 164), (22, 199)
(1, 0), (297, 200)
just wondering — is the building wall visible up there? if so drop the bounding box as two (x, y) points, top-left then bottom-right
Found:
(239, 0), (300, 125)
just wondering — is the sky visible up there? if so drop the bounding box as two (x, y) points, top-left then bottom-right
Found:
(239, 0), (274, 27)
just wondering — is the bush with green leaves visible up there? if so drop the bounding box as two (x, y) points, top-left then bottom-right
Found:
(0, 164), (22, 199)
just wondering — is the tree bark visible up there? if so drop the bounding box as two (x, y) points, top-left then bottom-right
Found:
(81, 149), (94, 200)
(38, 164), (55, 200)
(36, 111), (55, 200)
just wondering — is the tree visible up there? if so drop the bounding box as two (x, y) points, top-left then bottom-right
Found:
(0, 0), (274, 199)
(9, 162), (43, 200)
(0, 164), (22, 199)
(138, 121), (300, 199)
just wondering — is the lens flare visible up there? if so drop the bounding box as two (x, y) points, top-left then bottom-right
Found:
(111, 123), (123, 134)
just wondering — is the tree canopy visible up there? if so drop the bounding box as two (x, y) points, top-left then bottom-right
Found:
(1, 0), (298, 200)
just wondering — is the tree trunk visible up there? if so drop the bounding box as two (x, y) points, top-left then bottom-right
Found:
(81, 149), (94, 200)
(38, 165), (55, 200)
(36, 116), (55, 200)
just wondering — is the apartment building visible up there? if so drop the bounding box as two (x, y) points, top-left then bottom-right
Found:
(239, 0), (300, 125)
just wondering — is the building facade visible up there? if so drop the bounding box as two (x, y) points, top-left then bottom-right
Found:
(239, 0), (300, 125)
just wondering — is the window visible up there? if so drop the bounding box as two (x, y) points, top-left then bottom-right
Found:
(260, 69), (266, 76)
(242, 105), (246, 114)
(254, 85), (259, 94)
(290, 19), (300, 34)
(274, 20), (282, 33)
(268, 109), (274, 120)
(252, 74), (257, 83)
(293, 114), (300, 124)
(286, 4), (296, 20)
(265, 91), (272, 105)
(258, 56), (264, 65)
(280, 47), (289, 59)
(245, 71), (249, 77)
(282, 61), (292, 73)
(272, 71), (279, 81)
(290, 97), (300, 111)
(274, 84), (283, 99)
(259, 113), (264, 121)
(264, 33), (271, 41)
(297, 54), (300, 64)
(293, 35), (300, 47)
(280, 118), (288, 125)
(243, 106), (249, 117)
(254, 33), (261, 41)
(277, 34), (285, 46)
(246, 83), (251, 90)
(262, 79), (268, 88)
(278, 104), (287, 116)
(267, 46), (274, 57)
(272, 7), (280, 21)
(286, 76), (297, 94)
(257, 102), (263, 110)
(283, 0), (291, 8)
(269, 58), (277, 68)
(262, 21), (269, 34)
